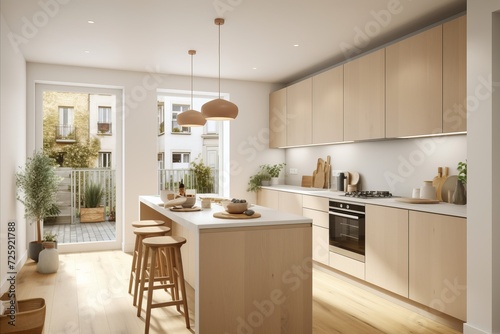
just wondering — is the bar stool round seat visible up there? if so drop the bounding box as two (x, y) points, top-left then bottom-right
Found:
(131, 220), (165, 228)
(128, 226), (171, 306)
(137, 235), (190, 333)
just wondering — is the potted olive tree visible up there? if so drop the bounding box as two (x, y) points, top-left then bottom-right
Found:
(80, 182), (105, 223)
(16, 151), (62, 262)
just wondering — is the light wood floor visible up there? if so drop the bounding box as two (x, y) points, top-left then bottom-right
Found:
(15, 250), (462, 334)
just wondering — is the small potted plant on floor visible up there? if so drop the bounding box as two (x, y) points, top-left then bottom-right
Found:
(16, 151), (62, 262)
(80, 182), (105, 223)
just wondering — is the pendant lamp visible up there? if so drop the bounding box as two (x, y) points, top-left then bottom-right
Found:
(177, 50), (206, 127)
(201, 18), (238, 120)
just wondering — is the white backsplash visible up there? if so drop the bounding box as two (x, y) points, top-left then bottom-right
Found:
(285, 134), (467, 197)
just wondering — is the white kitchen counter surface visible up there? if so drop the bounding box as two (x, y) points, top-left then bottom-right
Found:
(140, 195), (312, 229)
(262, 185), (467, 218)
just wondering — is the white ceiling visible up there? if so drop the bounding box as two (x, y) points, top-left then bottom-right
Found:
(0, 0), (466, 84)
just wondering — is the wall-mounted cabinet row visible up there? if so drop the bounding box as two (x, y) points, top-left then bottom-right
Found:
(269, 15), (466, 148)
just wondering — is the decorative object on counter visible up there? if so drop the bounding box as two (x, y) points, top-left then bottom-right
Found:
(181, 196), (196, 208)
(177, 50), (206, 127)
(222, 198), (249, 214)
(261, 163), (286, 186)
(432, 167), (445, 201)
(349, 171), (360, 189)
(160, 189), (175, 204)
(313, 158), (325, 188)
(179, 179), (185, 196)
(16, 151), (62, 262)
(412, 188), (420, 199)
(247, 165), (271, 192)
(213, 211), (261, 219)
(420, 181), (437, 200)
(301, 175), (313, 187)
(163, 197), (187, 208)
(453, 160), (467, 205)
(337, 172), (346, 191)
(201, 198), (211, 209)
(201, 18), (238, 120)
(325, 156), (332, 189)
(441, 175), (458, 203)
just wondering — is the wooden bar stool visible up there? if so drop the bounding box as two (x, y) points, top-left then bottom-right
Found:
(131, 220), (165, 228)
(128, 226), (171, 306)
(137, 236), (190, 333)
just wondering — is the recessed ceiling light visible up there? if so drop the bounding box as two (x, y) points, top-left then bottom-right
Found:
(252, 67), (257, 70)
(87, 20), (95, 24)
(293, 44), (299, 47)
(85, 50), (90, 54)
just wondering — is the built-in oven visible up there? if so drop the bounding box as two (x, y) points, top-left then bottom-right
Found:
(329, 199), (365, 262)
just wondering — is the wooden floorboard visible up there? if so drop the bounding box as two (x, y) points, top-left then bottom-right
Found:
(13, 250), (462, 334)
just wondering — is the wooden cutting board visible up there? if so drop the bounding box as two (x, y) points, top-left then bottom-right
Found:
(432, 167), (444, 201)
(441, 175), (457, 203)
(395, 198), (440, 204)
(313, 158), (325, 188)
(170, 206), (201, 212)
(213, 212), (261, 219)
(301, 175), (312, 187)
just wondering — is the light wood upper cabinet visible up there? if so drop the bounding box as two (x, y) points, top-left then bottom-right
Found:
(269, 87), (287, 148)
(386, 25), (443, 137)
(344, 49), (386, 141)
(443, 15), (467, 133)
(365, 205), (409, 298)
(286, 78), (312, 146)
(409, 211), (466, 321)
(312, 66), (344, 144)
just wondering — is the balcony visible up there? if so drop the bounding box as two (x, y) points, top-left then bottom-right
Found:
(158, 168), (219, 195)
(55, 125), (76, 142)
(97, 122), (112, 135)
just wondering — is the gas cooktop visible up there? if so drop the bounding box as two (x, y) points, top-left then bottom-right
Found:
(343, 190), (393, 198)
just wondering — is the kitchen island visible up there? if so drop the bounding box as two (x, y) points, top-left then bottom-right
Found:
(139, 195), (313, 334)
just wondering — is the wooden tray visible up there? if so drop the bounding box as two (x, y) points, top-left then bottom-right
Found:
(213, 212), (261, 219)
(395, 198), (440, 204)
(170, 206), (201, 212)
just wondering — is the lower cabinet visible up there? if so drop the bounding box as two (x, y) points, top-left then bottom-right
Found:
(257, 188), (279, 210)
(329, 252), (365, 280)
(302, 195), (329, 265)
(409, 211), (467, 321)
(365, 205), (409, 297)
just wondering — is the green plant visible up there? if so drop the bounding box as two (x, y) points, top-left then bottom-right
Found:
(247, 166), (271, 192)
(457, 160), (467, 184)
(43, 231), (58, 242)
(62, 137), (101, 168)
(262, 163), (286, 178)
(190, 155), (214, 193)
(84, 182), (104, 208)
(16, 151), (62, 243)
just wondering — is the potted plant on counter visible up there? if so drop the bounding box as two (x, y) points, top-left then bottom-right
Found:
(453, 160), (467, 205)
(247, 166), (271, 192)
(16, 151), (62, 262)
(262, 163), (286, 186)
(80, 182), (105, 222)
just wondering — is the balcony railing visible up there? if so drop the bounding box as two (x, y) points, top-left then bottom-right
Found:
(98, 122), (112, 134)
(158, 168), (219, 195)
(55, 125), (76, 142)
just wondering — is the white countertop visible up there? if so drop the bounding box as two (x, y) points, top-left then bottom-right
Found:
(262, 185), (467, 218)
(140, 195), (312, 230)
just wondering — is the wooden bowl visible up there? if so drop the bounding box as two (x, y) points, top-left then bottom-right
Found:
(225, 202), (248, 214)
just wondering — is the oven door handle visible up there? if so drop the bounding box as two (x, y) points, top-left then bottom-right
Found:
(329, 211), (360, 220)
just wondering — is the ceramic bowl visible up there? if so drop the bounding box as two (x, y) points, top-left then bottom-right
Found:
(224, 202), (249, 214)
(160, 190), (175, 204)
(181, 196), (196, 208)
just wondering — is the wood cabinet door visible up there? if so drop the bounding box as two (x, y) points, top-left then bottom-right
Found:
(409, 211), (466, 321)
(257, 189), (279, 210)
(312, 66), (344, 144)
(286, 78), (312, 146)
(278, 191), (303, 215)
(365, 205), (409, 297)
(344, 49), (386, 141)
(303, 208), (329, 265)
(386, 25), (443, 137)
(443, 15), (467, 133)
(269, 87), (287, 148)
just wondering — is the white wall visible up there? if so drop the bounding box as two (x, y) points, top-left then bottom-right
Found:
(465, 1), (500, 333)
(285, 134), (467, 197)
(0, 12), (27, 292)
(26, 63), (280, 253)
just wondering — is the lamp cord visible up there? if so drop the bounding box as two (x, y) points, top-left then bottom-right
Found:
(191, 52), (194, 108)
(218, 22), (221, 99)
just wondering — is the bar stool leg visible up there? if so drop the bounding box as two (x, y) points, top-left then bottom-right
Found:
(137, 244), (149, 317)
(174, 246), (190, 329)
(133, 235), (145, 306)
(128, 235), (140, 294)
(144, 246), (157, 334)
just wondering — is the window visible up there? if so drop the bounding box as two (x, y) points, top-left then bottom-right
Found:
(58, 106), (74, 139)
(98, 152), (112, 168)
(171, 104), (190, 133)
(158, 152), (165, 169)
(158, 102), (165, 135)
(98, 106), (112, 134)
(172, 152), (190, 163)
